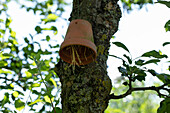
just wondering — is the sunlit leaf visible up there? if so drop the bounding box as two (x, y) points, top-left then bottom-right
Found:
(47, 14), (58, 20)
(10, 83), (14, 88)
(13, 91), (19, 98)
(5, 17), (12, 27)
(0, 69), (12, 74)
(50, 78), (57, 87)
(15, 99), (25, 111)
(0, 53), (13, 60)
(10, 31), (16, 38)
(25, 71), (32, 78)
(32, 83), (41, 88)
(112, 36), (116, 39)
(0, 19), (4, 22)
(0, 29), (5, 34)
(44, 95), (54, 103)
(32, 61), (36, 66)
(28, 99), (42, 106)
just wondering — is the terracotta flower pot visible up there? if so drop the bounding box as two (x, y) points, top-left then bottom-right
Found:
(59, 19), (97, 65)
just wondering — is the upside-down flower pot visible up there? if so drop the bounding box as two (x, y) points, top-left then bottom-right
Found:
(59, 19), (97, 65)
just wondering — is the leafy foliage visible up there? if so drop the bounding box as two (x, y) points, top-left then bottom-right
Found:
(120, 0), (154, 11)
(111, 41), (170, 112)
(0, 0), (169, 113)
(157, 98), (170, 113)
(0, 0), (67, 112)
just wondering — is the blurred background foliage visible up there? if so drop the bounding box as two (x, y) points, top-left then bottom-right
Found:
(105, 80), (160, 113)
(0, 0), (169, 112)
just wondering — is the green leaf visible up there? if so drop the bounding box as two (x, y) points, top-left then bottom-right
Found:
(5, 17), (12, 27)
(148, 69), (158, 76)
(132, 67), (146, 81)
(28, 99), (42, 106)
(163, 42), (170, 46)
(2, 93), (9, 108)
(35, 26), (42, 34)
(141, 50), (168, 58)
(15, 99), (25, 111)
(47, 14), (58, 20)
(28, 68), (38, 74)
(51, 26), (57, 31)
(144, 59), (160, 65)
(24, 37), (29, 43)
(31, 83), (41, 88)
(134, 75), (146, 81)
(0, 61), (8, 68)
(0, 69), (12, 74)
(49, 78), (57, 87)
(0, 53), (13, 60)
(112, 36), (116, 39)
(123, 54), (132, 64)
(135, 59), (145, 66)
(49, 44), (60, 48)
(10, 31), (16, 38)
(156, 74), (170, 84)
(156, 1), (170, 8)
(34, 52), (41, 60)
(46, 35), (50, 41)
(164, 20), (170, 32)
(44, 95), (54, 103)
(54, 107), (62, 113)
(112, 42), (130, 53)
(118, 66), (128, 76)
(136, 59), (161, 66)
(157, 98), (170, 113)
(45, 74), (52, 81)
(12, 91), (19, 98)
(0, 19), (4, 22)
(25, 71), (32, 78)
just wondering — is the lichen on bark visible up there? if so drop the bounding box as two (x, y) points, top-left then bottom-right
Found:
(55, 0), (121, 112)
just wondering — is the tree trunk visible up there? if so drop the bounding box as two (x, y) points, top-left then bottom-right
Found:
(55, 0), (121, 112)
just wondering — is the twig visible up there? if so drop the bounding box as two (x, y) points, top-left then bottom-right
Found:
(36, 61), (57, 113)
(109, 84), (169, 100)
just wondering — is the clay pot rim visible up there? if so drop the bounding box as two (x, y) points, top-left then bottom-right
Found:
(59, 38), (97, 59)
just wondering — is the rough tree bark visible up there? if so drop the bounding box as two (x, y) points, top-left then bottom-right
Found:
(55, 0), (121, 112)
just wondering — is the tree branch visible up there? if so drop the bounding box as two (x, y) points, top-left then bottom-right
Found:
(109, 84), (169, 100)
